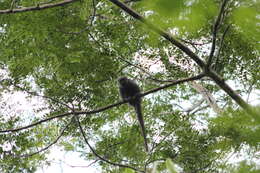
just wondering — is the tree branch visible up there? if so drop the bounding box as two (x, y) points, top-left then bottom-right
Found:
(0, 74), (204, 133)
(12, 83), (72, 110)
(207, 0), (229, 67)
(107, 0), (256, 116)
(184, 98), (205, 113)
(108, 0), (206, 69)
(0, 112), (74, 133)
(213, 25), (230, 72)
(0, 0), (79, 14)
(75, 116), (144, 172)
(207, 70), (256, 116)
(190, 81), (222, 114)
(141, 73), (205, 97)
(17, 117), (73, 158)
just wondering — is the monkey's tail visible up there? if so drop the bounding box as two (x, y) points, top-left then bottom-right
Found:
(134, 103), (149, 152)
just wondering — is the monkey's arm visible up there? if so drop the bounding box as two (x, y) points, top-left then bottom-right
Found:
(119, 86), (129, 101)
(134, 101), (149, 152)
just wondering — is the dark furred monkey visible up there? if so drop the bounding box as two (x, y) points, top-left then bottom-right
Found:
(118, 77), (149, 152)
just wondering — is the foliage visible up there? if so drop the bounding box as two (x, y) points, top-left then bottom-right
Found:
(0, 0), (259, 173)
(209, 107), (260, 149)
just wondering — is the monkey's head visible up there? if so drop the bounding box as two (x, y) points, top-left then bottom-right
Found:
(118, 77), (129, 86)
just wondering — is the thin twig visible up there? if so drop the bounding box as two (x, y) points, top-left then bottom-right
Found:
(217, 25), (230, 58)
(12, 83), (72, 109)
(0, 112), (74, 133)
(75, 116), (144, 172)
(17, 117), (73, 158)
(184, 98), (205, 113)
(88, 30), (172, 83)
(124, 0), (141, 3)
(141, 73), (205, 97)
(190, 81), (222, 114)
(64, 159), (99, 168)
(0, 0), (79, 14)
(213, 25), (230, 71)
(90, 0), (97, 25)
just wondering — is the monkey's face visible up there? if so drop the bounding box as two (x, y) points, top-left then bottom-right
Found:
(118, 77), (128, 86)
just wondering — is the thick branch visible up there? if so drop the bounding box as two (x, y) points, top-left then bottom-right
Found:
(0, 0), (79, 14)
(0, 74), (204, 133)
(207, 0), (229, 66)
(207, 70), (256, 115)
(108, 0), (206, 69)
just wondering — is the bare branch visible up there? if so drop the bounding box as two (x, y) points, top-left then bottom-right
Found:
(190, 104), (211, 115)
(216, 25), (230, 59)
(142, 73), (205, 97)
(90, 0), (97, 25)
(0, 0), (79, 14)
(207, 0), (229, 67)
(63, 159), (99, 168)
(184, 98), (205, 113)
(213, 25), (230, 72)
(75, 116), (144, 172)
(124, 0), (141, 3)
(190, 81), (222, 114)
(0, 112), (74, 133)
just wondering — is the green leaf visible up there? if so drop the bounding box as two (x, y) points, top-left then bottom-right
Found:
(232, 6), (260, 42)
(123, 168), (135, 173)
(166, 158), (178, 173)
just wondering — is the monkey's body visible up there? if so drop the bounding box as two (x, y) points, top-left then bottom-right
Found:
(118, 77), (149, 152)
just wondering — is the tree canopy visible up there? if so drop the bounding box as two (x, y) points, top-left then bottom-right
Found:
(0, 0), (259, 172)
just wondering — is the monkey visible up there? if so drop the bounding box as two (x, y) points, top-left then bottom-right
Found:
(118, 77), (149, 152)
